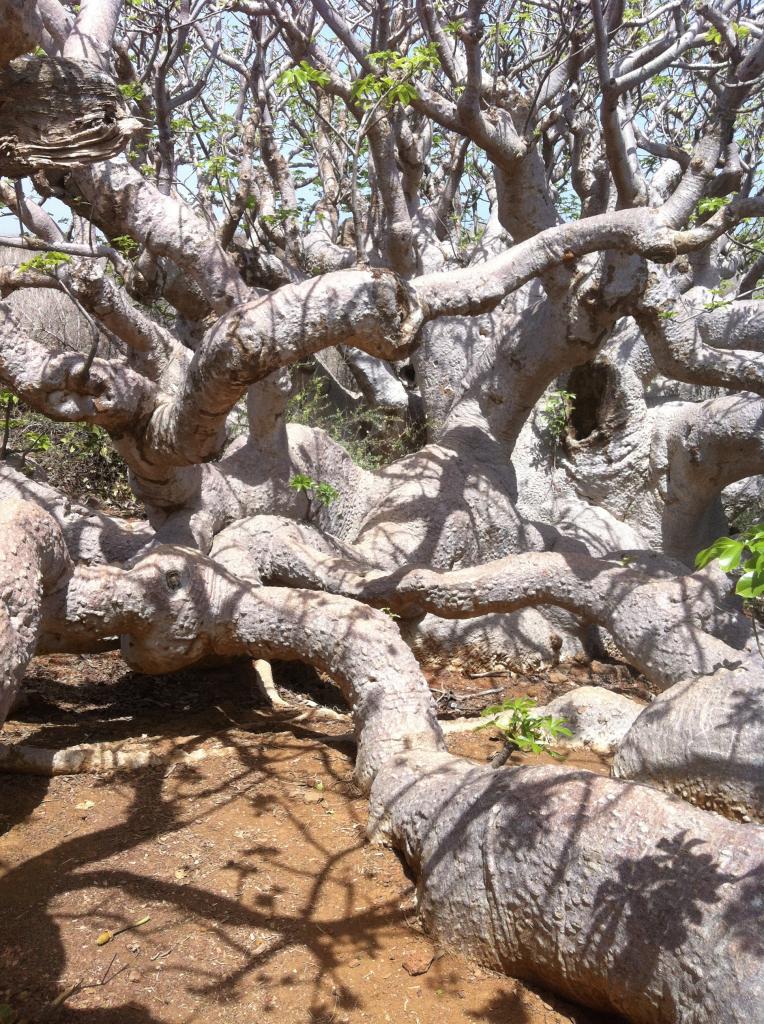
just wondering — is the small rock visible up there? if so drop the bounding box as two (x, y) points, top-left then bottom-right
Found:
(547, 670), (568, 685)
(534, 686), (644, 753)
(589, 660), (610, 675)
(303, 791), (324, 805)
(402, 953), (434, 976)
(128, 970), (141, 983)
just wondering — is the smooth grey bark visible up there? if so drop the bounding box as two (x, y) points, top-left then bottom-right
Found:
(0, 499), (71, 721)
(369, 751), (763, 1024)
(0, 1), (46, 67)
(2, 5), (764, 1021)
(207, 513), (753, 689)
(613, 663), (764, 822)
(0, 498), (757, 1024)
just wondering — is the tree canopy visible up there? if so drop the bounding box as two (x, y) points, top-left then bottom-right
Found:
(1, 2), (763, 1021)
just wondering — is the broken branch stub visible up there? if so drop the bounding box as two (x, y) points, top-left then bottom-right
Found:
(0, 56), (139, 178)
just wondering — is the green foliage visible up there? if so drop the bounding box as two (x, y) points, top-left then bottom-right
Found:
(702, 284), (734, 312)
(276, 61), (331, 93)
(695, 194), (733, 219)
(289, 474), (340, 518)
(696, 525), (764, 599)
(704, 25), (723, 45)
(314, 481), (340, 506)
(198, 153), (234, 185)
(261, 205), (299, 225)
(171, 116), (193, 133)
(111, 234), (140, 258)
(0, 397), (137, 512)
(289, 472), (314, 493)
(485, 21), (512, 44)
(117, 82), (145, 103)
(286, 374), (425, 470)
(18, 251), (72, 274)
(350, 43), (439, 109)
(542, 389), (575, 444)
(479, 697), (572, 757)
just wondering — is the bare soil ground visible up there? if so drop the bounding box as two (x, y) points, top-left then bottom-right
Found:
(0, 653), (635, 1024)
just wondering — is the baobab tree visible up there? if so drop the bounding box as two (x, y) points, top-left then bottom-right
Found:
(1, 1), (763, 1020)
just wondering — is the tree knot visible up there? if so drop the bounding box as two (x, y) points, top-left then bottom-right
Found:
(165, 569), (183, 592)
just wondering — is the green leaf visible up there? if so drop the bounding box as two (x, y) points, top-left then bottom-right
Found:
(735, 570), (764, 599)
(314, 481), (340, 506)
(392, 82), (419, 106)
(276, 61), (330, 93)
(111, 234), (139, 258)
(289, 473), (314, 493)
(18, 250), (72, 274)
(118, 81), (145, 102)
(695, 536), (744, 571)
(697, 194), (733, 216)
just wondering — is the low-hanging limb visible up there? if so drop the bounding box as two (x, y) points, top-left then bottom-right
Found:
(37, 544), (445, 789)
(652, 393), (764, 563)
(0, 499), (71, 721)
(212, 513), (763, 818)
(368, 751), (763, 1024)
(209, 514), (752, 690)
(697, 300), (764, 353)
(0, 464), (154, 565)
(634, 274), (764, 396)
(613, 662), (764, 822)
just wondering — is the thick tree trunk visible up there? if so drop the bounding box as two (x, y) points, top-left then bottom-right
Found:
(369, 752), (763, 1024)
(2, 7), (764, 1019)
(0, 499), (70, 720)
(0, 57), (138, 177)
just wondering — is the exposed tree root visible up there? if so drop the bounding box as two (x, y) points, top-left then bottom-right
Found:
(37, 548), (445, 788)
(252, 657), (290, 707)
(0, 464), (153, 565)
(0, 498), (71, 721)
(210, 514), (752, 689)
(369, 751), (763, 1024)
(613, 664), (764, 822)
(0, 707), (353, 775)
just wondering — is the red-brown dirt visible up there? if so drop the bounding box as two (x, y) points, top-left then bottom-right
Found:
(0, 653), (628, 1024)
